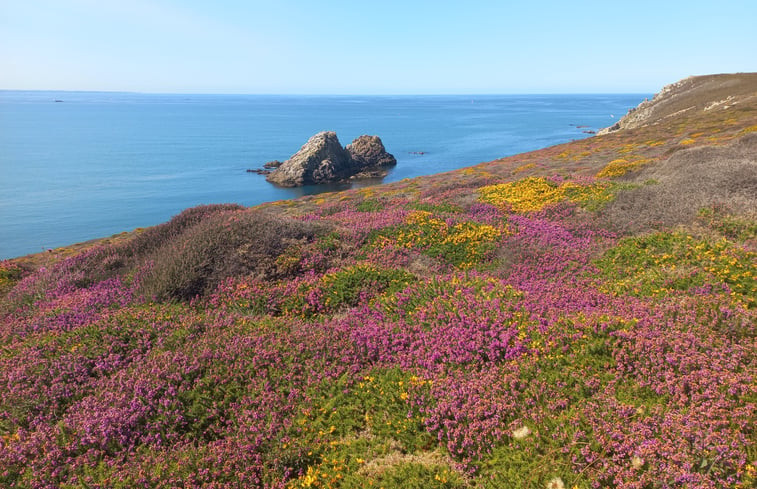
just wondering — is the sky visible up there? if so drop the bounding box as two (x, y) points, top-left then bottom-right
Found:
(1, 0), (755, 94)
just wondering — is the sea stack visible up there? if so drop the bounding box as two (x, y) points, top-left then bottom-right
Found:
(266, 132), (396, 187)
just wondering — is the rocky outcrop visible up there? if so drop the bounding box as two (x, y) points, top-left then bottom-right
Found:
(598, 73), (757, 135)
(346, 135), (397, 168)
(263, 160), (282, 169)
(266, 132), (396, 187)
(266, 132), (352, 187)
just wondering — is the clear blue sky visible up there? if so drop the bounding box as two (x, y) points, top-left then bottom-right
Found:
(1, 0), (755, 94)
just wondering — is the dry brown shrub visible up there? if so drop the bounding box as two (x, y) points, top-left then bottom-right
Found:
(600, 133), (757, 235)
(138, 209), (329, 301)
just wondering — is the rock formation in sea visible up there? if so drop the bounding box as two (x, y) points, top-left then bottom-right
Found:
(265, 132), (396, 187)
(346, 135), (397, 169)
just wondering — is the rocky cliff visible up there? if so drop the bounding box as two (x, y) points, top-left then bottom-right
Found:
(598, 72), (757, 134)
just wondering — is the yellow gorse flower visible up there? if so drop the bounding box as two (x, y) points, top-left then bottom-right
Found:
(479, 177), (612, 212)
(596, 157), (652, 177)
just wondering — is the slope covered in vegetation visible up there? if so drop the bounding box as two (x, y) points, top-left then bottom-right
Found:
(1, 75), (756, 488)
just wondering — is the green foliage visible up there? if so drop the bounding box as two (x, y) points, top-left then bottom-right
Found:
(0, 262), (24, 296)
(318, 232), (343, 252)
(563, 181), (626, 212)
(276, 264), (416, 318)
(341, 462), (467, 489)
(318, 264), (416, 312)
(378, 274), (524, 323)
(406, 202), (463, 214)
(698, 206), (757, 241)
(368, 212), (503, 269)
(284, 369), (438, 488)
(356, 199), (385, 212)
(594, 232), (756, 307)
(297, 369), (432, 451)
(0, 263), (23, 284)
(614, 380), (670, 409)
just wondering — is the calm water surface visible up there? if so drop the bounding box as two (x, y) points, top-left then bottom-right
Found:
(0, 91), (646, 259)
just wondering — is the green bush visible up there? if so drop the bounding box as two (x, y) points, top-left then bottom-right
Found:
(406, 202), (463, 213)
(319, 264), (416, 311)
(594, 232), (756, 306)
(277, 264), (416, 318)
(356, 199), (385, 212)
(341, 461), (467, 489)
(0, 261), (25, 295)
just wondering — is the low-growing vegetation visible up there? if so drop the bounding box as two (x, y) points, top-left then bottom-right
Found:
(1, 83), (755, 488)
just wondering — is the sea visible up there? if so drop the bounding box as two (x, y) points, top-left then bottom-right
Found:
(0, 91), (647, 259)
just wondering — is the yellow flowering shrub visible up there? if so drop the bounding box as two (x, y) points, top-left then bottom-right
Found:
(393, 211), (504, 268)
(370, 211), (505, 269)
(596, 158), (653, 178)
(595, 232), (756, 307)
(512, 162), (536, 174)
(478, 177), (613, 212)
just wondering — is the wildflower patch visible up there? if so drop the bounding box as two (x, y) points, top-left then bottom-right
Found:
(478, 177), (614, 213)
(595, 232), (756, 307)
(596, 157), (653, 178)
(369, 211), (505, 269)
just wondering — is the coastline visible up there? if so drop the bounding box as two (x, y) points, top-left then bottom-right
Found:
(1, 93), (645, 260)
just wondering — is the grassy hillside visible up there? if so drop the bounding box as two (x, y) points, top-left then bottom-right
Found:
(1, 75), (755, 489)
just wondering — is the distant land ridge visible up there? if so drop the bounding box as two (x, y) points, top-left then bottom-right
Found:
(598, 72), (757, 134)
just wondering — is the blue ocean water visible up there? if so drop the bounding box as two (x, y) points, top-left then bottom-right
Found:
(0, 91), (646, 259)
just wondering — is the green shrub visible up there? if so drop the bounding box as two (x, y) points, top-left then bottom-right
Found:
(278, 264), (416, 318)
(356, 199), (385, 212)
(0, 261), (25, 295)
(368, 211), (504, 269)
(341, 461), (467, 489)
(594, 232), (756, 306)
(697, 206), (757, 241)
(284, 368), (438, 488)
(406, 202), (463, 213)
(319, 264), (416, 311)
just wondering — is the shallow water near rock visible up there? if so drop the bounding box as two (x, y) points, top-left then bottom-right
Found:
(0, 91), (645, 258)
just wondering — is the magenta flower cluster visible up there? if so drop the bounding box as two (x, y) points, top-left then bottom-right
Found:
(0, 179), (754, 488)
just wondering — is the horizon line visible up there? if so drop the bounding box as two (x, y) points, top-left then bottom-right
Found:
(0, 88), (654, 97)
